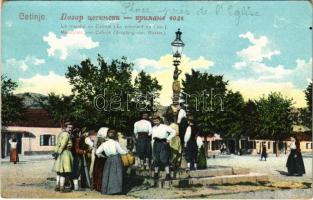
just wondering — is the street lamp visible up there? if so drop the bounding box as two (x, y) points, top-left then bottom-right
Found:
(171, 28), (185, 107)
(171, 28), (185, 68)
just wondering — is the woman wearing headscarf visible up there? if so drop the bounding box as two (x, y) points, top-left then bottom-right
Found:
(96, 129), (127, 195)
(286, 137), (305, 176)
(196, 135), (207, 169)
(90, 127), (109, 191)
(9, 137), (19, 164)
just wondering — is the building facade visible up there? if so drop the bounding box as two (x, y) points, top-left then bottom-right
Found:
(203, 125), (312, 156)
(1, 109), (61, 158)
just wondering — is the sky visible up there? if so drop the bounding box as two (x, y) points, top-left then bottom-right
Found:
(2, 1), (312, 107)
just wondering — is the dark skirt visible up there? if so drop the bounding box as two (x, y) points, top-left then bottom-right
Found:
(136, 138), (152, 160)
(101, 155), (123, 195)
(153, 141), (170, 167)
(10, 148), (19, 163)
(80, 156), (91, 188)
(71, 155), (82, 179)
(197, 146), (207, 169)
(92, 157), (106, 192)
(286, 149), (305, 175)
(295, 152), (306, 175)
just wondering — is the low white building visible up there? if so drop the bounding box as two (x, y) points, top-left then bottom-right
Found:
(1, 109), (61, 157)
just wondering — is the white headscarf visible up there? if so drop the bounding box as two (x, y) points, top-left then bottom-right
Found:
(97, 127), (109, 138)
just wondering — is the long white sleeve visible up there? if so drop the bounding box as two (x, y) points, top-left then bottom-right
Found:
(177, 109), (186, 124)
(134, 122), (138, 137)
(85, 137), (94, 149)
(184, 126), (191, 144)
(197, 136), (203, 148)
(148, 123), (152, 136)
(115, 141), (127, 155)
(96, 143), (105, 157)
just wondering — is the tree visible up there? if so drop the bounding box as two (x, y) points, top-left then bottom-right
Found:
(256, 92), (293, 156)
(1, 75), (25, 126)
(181, 69), (228, 134)
(301, 82), (312, 129)
(242, 100), (259, 139)
(305, 82), (312, 114)
(134, 70), (162, 112)
(181, 70), (246, 153)
(65, 55), (162, 134)
(37, 93), (75, 128)
(66, 55), (135, 131)
(217, 91), (245, 153)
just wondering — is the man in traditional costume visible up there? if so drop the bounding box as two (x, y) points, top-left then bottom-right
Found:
(177, 104), (188, 147)
(53, 122), (73, 193)
(260, 143), (267, 161)
(71, 127), (91, 190)
(134, 112), (152, 169)
(184, 115), (199, 171)
(151, 114), (176, 180)
(169, 122), (182, 170)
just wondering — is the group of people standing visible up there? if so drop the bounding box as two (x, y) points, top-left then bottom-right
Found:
(50, 109), (306, 195)
(134, 111), (207, 180)
(52, 122), (127, 194)
(51, 108), (207, 194)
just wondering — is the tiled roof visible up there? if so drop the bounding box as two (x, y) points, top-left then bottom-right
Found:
(8, 109), (60, 128)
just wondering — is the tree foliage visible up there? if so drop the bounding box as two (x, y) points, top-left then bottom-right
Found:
(181, 70), (247, 153)
(62, 55), (161, 134)
(300, 82), (312, 129)
(1, 75), (25, 126)
(37, 93), (75, 128)
(255, 92), (293, 140)
(305, 82), (312, 113)
(241, 100), (259, 138)
(134, 70), (162, 113)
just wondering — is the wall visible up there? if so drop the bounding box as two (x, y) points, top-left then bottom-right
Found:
(7, 126), (61, 154)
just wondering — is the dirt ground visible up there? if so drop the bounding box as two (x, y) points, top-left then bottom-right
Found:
(1, 154), (312, 198)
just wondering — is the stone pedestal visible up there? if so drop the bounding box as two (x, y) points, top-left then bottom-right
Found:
(125, 165), (269, 188)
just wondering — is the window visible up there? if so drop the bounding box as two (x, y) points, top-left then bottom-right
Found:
(40, 135), (55, 146)
(306, 143), (312, 149)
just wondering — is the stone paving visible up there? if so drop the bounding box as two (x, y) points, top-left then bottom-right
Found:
(208, 153), (312, 183)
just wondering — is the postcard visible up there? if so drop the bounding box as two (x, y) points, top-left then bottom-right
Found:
(1, 1), (312, 199)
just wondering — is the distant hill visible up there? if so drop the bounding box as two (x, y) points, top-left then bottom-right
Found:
(16, 93), (47, 109)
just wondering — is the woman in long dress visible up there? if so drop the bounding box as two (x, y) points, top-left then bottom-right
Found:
(91, 127), (108, 191)
(197, 136), (207, 169)
(96, 129), (127, 195)
(286, 137), (305, 176)
(9, 138), (19, 164)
